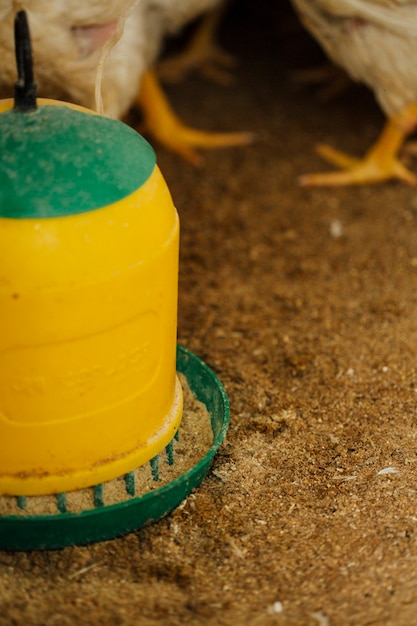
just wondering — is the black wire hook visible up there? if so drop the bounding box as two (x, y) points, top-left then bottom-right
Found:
(14, 10), (37, 112)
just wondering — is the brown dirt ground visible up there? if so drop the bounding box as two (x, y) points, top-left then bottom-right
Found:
(3, 2), (417, 625)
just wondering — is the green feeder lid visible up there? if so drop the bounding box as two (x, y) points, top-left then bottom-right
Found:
(0, 105), (156, 219)
(0, 10), (156, 220)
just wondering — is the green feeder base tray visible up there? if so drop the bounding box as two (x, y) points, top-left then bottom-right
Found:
(0, 345), (230, 550)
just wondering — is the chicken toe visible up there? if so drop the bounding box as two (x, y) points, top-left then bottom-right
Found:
(299, 108), (417, 187)
(158, 5), (235, 86)
(137, 70), (253, 166)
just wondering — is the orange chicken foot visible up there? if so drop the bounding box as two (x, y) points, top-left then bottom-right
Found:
(158, 5), (235, 85)
(137, 70), (253, 166)
(299, 104), (417, 187)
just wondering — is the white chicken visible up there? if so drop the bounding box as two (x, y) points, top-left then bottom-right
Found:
(0, 0), (250, 164)
(290, 0), (417, 185)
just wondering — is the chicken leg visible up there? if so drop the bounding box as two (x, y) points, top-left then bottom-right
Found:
(299, 104), (417, 187)
(137, 70), (252, 166)
(157, 4), (235, 85)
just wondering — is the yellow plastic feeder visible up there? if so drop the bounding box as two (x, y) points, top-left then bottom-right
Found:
(0, 25), (181, 497)
(0, 12), (230, 550)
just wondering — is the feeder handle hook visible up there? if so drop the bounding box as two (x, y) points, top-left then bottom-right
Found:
(14, 10), (37, 112)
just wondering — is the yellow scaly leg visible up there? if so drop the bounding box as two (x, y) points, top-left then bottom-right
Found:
(299, 104), (417, 187)
(137, 70), (253, 166)
(158, 4), (235, 85)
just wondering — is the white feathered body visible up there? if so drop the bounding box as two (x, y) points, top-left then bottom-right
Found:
(291, 0), (417, 117)
(0, 0), (221, 118)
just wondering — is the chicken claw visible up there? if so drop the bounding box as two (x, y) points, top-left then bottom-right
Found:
(299, 106), (417, 187)
(158, 6), (235, 86)
(137, 70), (253, 166)
(293, 63), (352, 103)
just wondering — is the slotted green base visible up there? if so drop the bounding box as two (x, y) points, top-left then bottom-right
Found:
(0, 346), (230, 550)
